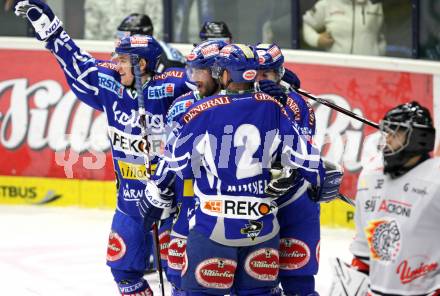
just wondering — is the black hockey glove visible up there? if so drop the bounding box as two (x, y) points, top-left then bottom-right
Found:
(14, 0), (63, 41)
(258, 79), (288, 106)
(282, 68), (301, 89)
(265, 162), (300, 198)
(309, 159), (344, 203)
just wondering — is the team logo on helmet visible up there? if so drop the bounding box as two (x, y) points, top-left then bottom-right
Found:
(267, 46), (282, 61)
(256, 50), (267, 64)
(187, 53), (197, 61)
(242, 69), (257, 81)
(201, 44), (220, 58)
(130, 36), (149, 47)
(219, 45), (234, 57)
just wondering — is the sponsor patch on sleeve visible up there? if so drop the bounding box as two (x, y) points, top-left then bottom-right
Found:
(98, 72), (124, 98)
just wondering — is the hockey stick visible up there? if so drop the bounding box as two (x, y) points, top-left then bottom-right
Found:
(292, 88), (370, 206)
(131, 56), (151, 174)
(152, 222), (166, 296)
(294, 87), (380, 130)
(338, 193), (355, 207)
(132, 57), (165, 296)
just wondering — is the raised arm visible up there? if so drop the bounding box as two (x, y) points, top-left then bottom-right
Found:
(15, 0), (106, 111)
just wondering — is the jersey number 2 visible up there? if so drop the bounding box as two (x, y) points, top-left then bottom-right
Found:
(234, 124), (262, 179)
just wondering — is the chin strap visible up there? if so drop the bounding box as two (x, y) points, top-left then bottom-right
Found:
(385, 153), (430, 179)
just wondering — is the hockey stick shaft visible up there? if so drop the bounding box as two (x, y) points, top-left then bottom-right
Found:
(338, 193), (355, 207)
(152, 223), (165, 296)
(294, 87), (380, 129)
(132, 58), (164, 294)
(132, 57), (151, 176)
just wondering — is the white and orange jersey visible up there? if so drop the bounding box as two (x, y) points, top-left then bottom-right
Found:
(350, 156), (440, 295)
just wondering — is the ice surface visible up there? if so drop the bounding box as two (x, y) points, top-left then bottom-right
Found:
(0, 205), (354, 295)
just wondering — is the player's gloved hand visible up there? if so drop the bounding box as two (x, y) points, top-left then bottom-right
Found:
(309, 159), (343, 203)
(258, 79), (288, 106)
(138, 181), (174, 230)
(14, 0), (63, 41)
(282, 68), (301, 89)
(265, 162), (300, 198)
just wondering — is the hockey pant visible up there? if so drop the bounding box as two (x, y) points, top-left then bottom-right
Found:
(181, 229), (280, 295)
(106, 210), (154, 295)
(278, 193), (320, 296)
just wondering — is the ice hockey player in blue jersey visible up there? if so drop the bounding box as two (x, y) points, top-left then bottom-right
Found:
(138, 43), (334, 295)
(255, 43), (322, 296)
(162, 39), (227, 294)
(14, 1), (192, 295)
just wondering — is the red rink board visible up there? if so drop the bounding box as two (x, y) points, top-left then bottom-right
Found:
(0, 49), (434, 200)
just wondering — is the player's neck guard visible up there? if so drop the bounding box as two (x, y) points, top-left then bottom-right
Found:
(384, 153), (430, 179)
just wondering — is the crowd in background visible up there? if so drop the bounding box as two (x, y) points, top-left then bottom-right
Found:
(1, 0), (439, 58)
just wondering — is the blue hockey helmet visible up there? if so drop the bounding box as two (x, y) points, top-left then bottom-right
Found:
(212, 44), (259, 83)
(186, 40), (228, 69)
(115, 35), (163, 72)
(255, 43), (284, 71)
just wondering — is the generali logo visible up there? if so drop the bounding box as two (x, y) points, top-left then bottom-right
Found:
(396, 257), (438, 284)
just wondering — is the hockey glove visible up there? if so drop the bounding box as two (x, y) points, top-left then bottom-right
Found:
(258, 79), (288, 106)
(265, 162), (300, 198)
(14, 0), (63, 41)
(138, 181), (174, 230)
(309, 159), (343, 203)
(282, 68), (301, 89)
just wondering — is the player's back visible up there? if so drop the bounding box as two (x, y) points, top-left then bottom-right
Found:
(179, 91), (291, 246)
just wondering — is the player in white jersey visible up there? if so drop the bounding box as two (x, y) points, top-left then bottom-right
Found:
(332, 102), (440, 296)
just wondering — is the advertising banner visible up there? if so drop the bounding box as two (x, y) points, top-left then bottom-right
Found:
(0, 48), (434, 227)
(285, 62), (433, 227)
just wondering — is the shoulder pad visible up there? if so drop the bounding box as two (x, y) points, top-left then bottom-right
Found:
(254, 92), (282, 107)
(285, 96), (302, 122)
(166, 92), (196, 123)
(97, 61), (119, 72)
(153, 68), (185, 81)
(305, 99), (316, 128)
(254, 92), (289, 117)
(177, 91), (194, 100)
(182, 95), (231, 124)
